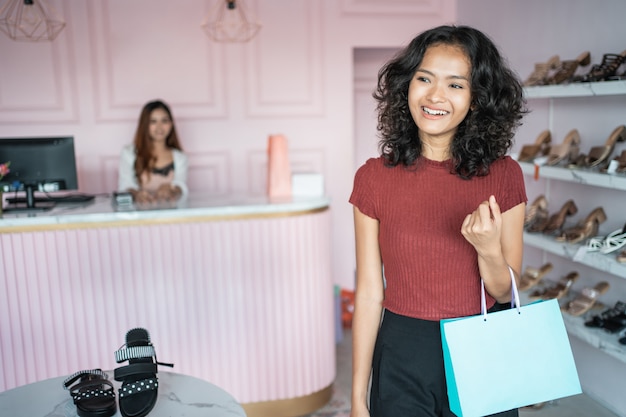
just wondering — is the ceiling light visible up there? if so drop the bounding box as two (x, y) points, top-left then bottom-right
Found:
(201, 0), (261, 43)
(0, 0), (65, 42)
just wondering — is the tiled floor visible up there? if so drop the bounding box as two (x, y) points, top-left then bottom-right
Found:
(306, 328), (620, 417)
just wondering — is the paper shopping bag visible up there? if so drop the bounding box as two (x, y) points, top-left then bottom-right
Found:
(440, 270), (581, 417)
(267, 134), (292, 198)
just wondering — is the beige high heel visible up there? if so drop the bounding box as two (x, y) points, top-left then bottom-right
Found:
(519, 262), (553, 291)
(584, 125), (626, 168)
(529, 271), (579, 300)
(555, 207), (607, 244)
(524, 195), (549, 229)
(546, 129), (581, 166)
(562, 281), (610, 316)
(517, 130), (551, 162)
(524, 55), (560, 86)
(546, 51), (591, 85)
(541, 199), (578, 235)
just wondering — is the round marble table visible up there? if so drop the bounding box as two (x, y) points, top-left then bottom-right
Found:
(0, 371), (247, 417)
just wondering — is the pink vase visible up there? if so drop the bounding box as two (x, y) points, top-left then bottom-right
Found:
(267, 134), (292, 198)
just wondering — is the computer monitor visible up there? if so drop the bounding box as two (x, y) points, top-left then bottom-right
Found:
(0, 136), (78, 211)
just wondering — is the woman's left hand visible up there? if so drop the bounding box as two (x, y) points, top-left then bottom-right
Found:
(461, 195), (502, 258)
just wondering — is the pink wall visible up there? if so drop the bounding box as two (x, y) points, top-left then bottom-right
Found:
(0, 0), (457, 290)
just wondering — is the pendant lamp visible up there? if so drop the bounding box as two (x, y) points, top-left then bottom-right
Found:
(0, 0), (65, 42)
(201, 0), (261, 43)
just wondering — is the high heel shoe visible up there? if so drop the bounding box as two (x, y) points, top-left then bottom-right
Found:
(540, 199), (578, 235)
(524, 195), (548, 229)
(583, 125), (626, 168)
(529, 271), (579, 300)
(517, 130), (551, 162)
(573, 50), (626, 82)
(600, 222), (626, 254)
(527, 198), (576, 234)
(555, 207), (607, 244)
(546, 129), (581, 166)
(546, 51), (591, 84)
(524, 55), (560, 86)
(562, 281), (610, 317)
(518, 262), (553, 291)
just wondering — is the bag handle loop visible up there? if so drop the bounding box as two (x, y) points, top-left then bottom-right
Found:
(481, 266), (520, 320)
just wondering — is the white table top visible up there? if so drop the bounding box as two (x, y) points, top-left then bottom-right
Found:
(0, 371), (247, 417)
(0, 194), (330, 232)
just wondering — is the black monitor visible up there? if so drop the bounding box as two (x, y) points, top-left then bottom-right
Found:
(0, 136), (78, 212)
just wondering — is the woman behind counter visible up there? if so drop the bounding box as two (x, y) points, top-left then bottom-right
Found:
(118, 99), (188, 203)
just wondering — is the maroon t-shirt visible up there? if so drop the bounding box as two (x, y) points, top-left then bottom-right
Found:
(349, 156), (527, 320)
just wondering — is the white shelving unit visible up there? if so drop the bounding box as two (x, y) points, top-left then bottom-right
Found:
(520, 82), (626, 366)
(519, 161), (626, 192)
(523, 232), (626, 278)
(524, 80), (626, 99)
(519, 289), (626, 365)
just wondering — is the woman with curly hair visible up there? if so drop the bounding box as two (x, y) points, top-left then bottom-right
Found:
(349, 25), (528, 417)
(118, 99), (188, 203)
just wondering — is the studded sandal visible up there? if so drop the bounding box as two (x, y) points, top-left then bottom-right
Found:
(63, 369), (117, 417)
(114, 328), (173, 417)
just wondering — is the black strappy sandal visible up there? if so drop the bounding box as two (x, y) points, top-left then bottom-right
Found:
(114, 328), (173, 417)
(63, 369), (117, 417)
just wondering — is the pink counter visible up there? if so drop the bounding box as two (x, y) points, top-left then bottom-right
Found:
(0, 195), (335, 416)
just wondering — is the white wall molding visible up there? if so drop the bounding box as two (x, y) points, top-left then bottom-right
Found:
(245, 1), (324, 117)
(88, 0), (227, 122)
(340, 0), (444, 16)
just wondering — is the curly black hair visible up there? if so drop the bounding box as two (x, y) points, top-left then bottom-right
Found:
(374, 25), (527, 179)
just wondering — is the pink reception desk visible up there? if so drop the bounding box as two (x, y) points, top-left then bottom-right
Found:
(0, 195), (335, 417)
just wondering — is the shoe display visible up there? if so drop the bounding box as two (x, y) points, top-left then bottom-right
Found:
(582, 125), (626, 168)
(600, 311), (626, 333)
(584, 301), (626, 328)
(599, 223), (626, 254)
(63, 369), (117, 417)
(517, 130), (551, 162)
(546, 129), (581, 166)
(114, 328), (173, 417)
(572, 50), (626, 82)
(555, 206), (607, 244)
(518, 262), (553, 291)
(562, 281), (610, 316)
(541, 199), (578, 235)
(529, 271), (579, 300)
(546, 51), (591, 84)
(524, 55), (560, 86)
(524, 194), (549, 229)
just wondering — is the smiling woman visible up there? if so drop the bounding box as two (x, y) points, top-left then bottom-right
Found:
(350, 25), (528, 417)
(118, 99), (189, 204)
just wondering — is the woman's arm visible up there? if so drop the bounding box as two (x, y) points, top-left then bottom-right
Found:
(461, 195), (525, 303)
(118, 145), (140, 193)
(350, 206), (384, 417)
(171, 149), (189, 196)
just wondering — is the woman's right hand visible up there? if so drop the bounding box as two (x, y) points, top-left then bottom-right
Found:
(132, 189), (154, 204)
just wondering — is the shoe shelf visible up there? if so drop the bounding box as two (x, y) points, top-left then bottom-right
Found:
(524, 80), (626, 99)
(523, 232), (626, 279)
(519, 161), (626, 191)
(519, 290), (626, 365)
(561, 313), (626, 365)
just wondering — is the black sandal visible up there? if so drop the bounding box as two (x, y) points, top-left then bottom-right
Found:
(63, 369), (117, 417)
(114, 328), (173, 417)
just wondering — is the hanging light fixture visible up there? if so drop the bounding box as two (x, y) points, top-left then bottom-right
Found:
(201, 0), (261, 43)
(0, 0), (65, 42)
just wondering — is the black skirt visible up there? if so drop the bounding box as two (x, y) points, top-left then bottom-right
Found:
(369, 309), (519, 417)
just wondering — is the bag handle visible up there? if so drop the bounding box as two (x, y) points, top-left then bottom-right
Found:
(480, 266), (520, 320)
